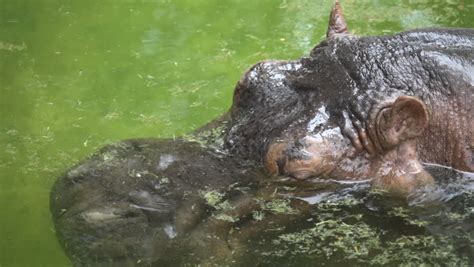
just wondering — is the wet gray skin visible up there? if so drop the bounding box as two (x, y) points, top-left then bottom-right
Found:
(50, 2), (474, 266)
(227, 2), (473, 195)
(51, 136), (268, 266)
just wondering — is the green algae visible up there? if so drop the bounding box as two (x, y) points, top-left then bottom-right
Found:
(251, 191), (473, 266)
(261, 198), (298, 215)
(214, 214), (239, 223)
(274, 220), (380, 259)
(371, 236), (469, 266)
(199, 190), (226, 207)
(199, 189), (240, 222)
(252, 211), (265, 221)
(182, 124), (227, 149)
(387, 206), (429, 227)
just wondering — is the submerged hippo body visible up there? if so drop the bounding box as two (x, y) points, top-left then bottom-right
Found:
(51, 2), (474, 266)
(51, 134), (268, 265)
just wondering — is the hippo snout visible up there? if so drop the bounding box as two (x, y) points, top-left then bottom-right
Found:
(265, 136), (339, 181)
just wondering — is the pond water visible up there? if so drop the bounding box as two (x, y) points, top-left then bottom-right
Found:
(0, 0), (473, 266)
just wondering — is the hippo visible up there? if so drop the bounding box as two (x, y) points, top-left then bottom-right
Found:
(228, 2), (473, 195)
(50, 1), (473, 266)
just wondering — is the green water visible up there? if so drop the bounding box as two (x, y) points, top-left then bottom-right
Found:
(0, 0), (473, 266)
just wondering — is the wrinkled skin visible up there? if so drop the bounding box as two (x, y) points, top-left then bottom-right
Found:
(227, 29), (473, 195)
(51, 3), (474, 266)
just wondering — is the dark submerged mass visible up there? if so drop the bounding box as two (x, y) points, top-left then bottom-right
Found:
(50, 2), (474, 266)
(51, 135), (266, 265)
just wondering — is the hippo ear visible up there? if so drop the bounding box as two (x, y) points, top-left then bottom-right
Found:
(326, 0), (349, 38)
(376, 96), (429, 149)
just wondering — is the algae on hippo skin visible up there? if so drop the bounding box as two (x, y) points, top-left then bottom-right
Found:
(213, 213), (239, 223)
(252, 210), (265, 221)
(182, 123), (227, 149)
(198, 189), (241, 223)
(261, 198), (298, 215)
(199, 189), (226, 207)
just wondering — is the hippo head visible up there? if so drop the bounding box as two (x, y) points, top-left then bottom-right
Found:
(224, 1), (446, 195)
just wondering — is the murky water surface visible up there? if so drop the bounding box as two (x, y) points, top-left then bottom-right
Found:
(0, 0), (473, 266)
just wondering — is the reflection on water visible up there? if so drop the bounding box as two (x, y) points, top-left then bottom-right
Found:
(0, 0), (473, 266)
(409, 164), (474, 204)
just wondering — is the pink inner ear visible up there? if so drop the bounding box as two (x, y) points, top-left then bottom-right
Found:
(391, 96), (429, 137)
(375, 96), (429, 149)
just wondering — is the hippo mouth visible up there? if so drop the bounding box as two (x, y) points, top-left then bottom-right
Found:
(284, 167), (324, 181)
(264, 136), (341, 181)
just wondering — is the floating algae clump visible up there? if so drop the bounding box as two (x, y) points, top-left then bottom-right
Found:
(271, 219), (380, 260)
(252, 211), (265, 221)
(214, 213), (239, 223)
(199, 190), (225, 207)
(199, 189), (239, 222)
(262, 216), (469, 266)
(253, 192), (472, 266)
(371, 236), (470, 266)
(261, 199), (298, 215)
